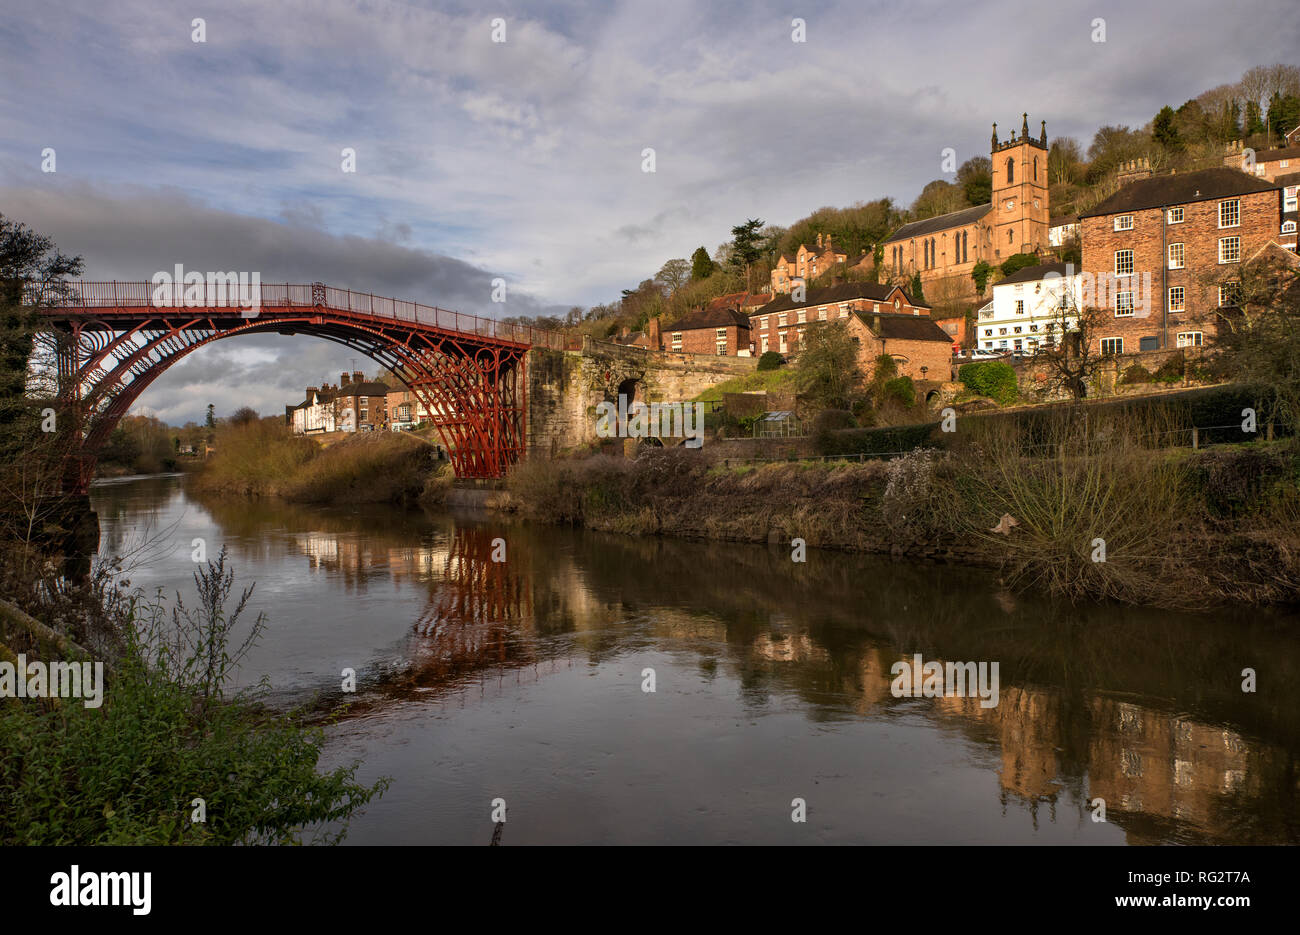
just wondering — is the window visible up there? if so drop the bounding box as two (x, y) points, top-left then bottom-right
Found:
(1116, 291), (1134, 317)
(760, 316), (768, 329)
(796, 309), (807, 323)
(1168, 286), (1185, 311)
(1114, 215), (1134, 231)
(1283, 221), (1298, 234)
(1167, 206), (1184, 224)
(1013, 326), (1023, 334)
(670, 332), (682, 350)
(817, 307), (827, 321)
(778, 312), (788, 326)
(1176, 332), (1203, 348)
(715, 328), (728, 356)
(778, 331), (787, 352)
(983, 328), (992, 336)
(1219, 199), (1240, 228)
(1114, 249), (1134, 275)
(1168, 242), (1184, 269)
(1285, 187), (1298, 212)
(998, 327), (1008, 335)
(1218, 283), (1242, 307)
(839, 303), (850, 318)
(761, 335), (769, 353)
(1101, 337), (1124, 355)
(894, 298), (901, 310)
(1015, 299), (1025, 315)
(1006, 157), (1014, 184)
(1218, 236), (1240, 264)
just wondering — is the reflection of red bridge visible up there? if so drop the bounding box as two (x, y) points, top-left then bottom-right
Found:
(37, 282), (571, 491)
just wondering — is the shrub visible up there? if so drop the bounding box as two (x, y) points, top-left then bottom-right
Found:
(757, 351), (784, 371)
(883, 376), (916, 408)
(1121, 364), (1152, 384)
(957, 360), (1018, 405)
(1154, 351), (1186, 384)
(999, 252), (1040, 277)
(0, 551), (387, 844)
(811, 409), (858, 454)
(819, 421), (941, 457)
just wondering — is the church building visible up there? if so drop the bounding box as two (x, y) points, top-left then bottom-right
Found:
(883, 114), (1051, 303)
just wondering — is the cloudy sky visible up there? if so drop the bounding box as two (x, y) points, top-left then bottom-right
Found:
(2, 0), (1297, 424)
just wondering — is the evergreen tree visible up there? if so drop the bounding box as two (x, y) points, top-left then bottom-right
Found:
(689, 246), (716, 281)
(1152, 105), (1182, 150)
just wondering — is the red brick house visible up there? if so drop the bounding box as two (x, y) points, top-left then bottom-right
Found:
(845, 311), (955, 381)
(1078, 167), (1281, 354)
(749, 282), (929, 357)
(665, 305), (751, 356)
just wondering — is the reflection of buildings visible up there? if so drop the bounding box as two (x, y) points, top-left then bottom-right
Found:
(1087, 697), (1258, 841)
(746, 637), (1292, 843)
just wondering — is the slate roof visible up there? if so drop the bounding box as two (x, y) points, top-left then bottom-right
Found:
(752, 282), (928, 315)
(669, 306), (751, 332)
(853, 311), (953, 343)
(333, 381), (391, 398)
(1079, 168), (1278, 218)
(884, 203), (993, 243)
(995, 261), (1071, 285)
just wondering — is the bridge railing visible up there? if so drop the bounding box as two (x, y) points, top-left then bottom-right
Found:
(33, 281), (571, 350)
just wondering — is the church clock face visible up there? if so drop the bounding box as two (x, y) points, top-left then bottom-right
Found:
(1005, 199), (1015, 210)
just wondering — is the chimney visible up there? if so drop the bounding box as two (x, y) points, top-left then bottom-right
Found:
(647, 316), (662, 350)
(340, 372), (350, 386)
(306, 385), (318, 397)
(352, 370), (364, 385)
(619, 326), (629, 338)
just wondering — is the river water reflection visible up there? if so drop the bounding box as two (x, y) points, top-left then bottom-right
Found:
(91, 474), (1300, 845)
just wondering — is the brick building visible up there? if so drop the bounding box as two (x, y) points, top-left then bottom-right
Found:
(884, 114), (1051, 305)
(749, 282), (928, 357)
(770, 234), (848, 294)
(1223, 140), (1300, 183)
(288, 371), (390, 434)
(665, 305), (751, 356)
(1078, 167), (1281, 354)
(845, 311), (955, 381)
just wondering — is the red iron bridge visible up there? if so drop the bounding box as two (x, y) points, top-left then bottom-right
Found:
(34, 281), (572, 492)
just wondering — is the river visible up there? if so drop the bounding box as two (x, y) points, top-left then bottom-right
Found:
(90, 473), (1300, 845)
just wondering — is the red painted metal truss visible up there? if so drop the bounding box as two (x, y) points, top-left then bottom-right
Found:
(38, 285), (552, 493)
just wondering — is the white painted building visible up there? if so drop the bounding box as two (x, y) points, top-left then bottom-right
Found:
(977, 261), (1082, 354)
(290, 387), (337, 434)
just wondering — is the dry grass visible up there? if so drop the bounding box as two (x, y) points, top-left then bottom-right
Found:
(193, 423), (438, 504)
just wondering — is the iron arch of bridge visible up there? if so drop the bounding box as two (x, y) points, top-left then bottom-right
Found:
(42, 294), (543, 494)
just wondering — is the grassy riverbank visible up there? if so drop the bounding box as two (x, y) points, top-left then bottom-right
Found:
(500, 410), (1300, 609)
(191, 420), (450, 505)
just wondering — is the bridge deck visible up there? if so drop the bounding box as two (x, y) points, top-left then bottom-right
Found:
(35, 281), (569, 350)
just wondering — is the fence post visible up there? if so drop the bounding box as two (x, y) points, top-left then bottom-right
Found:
(1191, 426), (1199, 450)
(1267, 423), (1274, 442)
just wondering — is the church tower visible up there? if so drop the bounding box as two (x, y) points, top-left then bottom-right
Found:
(989, 114), (1050, 260)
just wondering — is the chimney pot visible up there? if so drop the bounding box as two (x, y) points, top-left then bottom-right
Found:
(340, 372), (350, 386)
(352, 370), (364, 385)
